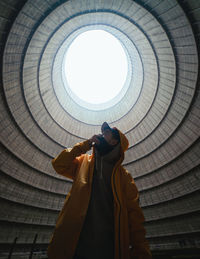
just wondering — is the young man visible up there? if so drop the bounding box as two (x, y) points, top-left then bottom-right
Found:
(47, 122), (152, 259)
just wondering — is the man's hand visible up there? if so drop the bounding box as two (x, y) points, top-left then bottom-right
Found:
(88, 134), (102, 147)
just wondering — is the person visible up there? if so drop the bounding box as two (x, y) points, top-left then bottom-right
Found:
(47, 122), (152, 259)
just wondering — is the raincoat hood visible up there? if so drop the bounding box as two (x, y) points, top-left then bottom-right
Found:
(115, 127), (129, 153)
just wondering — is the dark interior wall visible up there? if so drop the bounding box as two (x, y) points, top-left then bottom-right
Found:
(0, 0), (199, 258)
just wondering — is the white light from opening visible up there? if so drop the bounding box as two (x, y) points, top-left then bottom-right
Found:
(64, 30), (128, 104)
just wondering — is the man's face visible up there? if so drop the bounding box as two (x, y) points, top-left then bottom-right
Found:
(102, 128), (119, 146)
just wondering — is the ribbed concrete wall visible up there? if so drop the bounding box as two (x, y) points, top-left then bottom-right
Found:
(0, 0), (199, 257)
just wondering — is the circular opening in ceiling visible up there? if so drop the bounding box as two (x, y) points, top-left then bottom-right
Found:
(64, 29), (128, 105)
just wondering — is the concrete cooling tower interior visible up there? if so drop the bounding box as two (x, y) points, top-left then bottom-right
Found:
(0, 0), (199, 258)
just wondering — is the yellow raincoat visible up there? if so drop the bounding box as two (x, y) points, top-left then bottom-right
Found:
(47, 128), (152, 259)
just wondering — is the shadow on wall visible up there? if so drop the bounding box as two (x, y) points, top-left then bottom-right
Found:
(152, 248), (200, 259)
(1, 236), (200, 259)
(0, 234), (48, 259)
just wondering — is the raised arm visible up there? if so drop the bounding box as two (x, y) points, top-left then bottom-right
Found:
(52, 139), (92, 180)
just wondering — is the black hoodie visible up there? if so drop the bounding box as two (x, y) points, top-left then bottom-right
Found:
(74, 143), (121, 259)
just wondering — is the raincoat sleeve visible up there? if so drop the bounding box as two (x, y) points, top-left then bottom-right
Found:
(52, 140), (92, 180)
(124, 171), (152, 259)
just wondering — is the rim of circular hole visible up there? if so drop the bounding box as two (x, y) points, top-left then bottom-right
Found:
(62, 28), (133, 111)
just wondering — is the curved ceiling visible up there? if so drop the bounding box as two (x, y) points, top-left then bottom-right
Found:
(0, 0), (200, 255)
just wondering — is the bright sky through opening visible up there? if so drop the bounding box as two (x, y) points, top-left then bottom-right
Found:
(64, 30), (128, 104)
